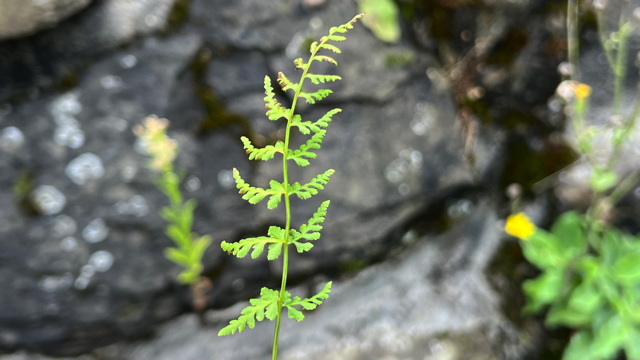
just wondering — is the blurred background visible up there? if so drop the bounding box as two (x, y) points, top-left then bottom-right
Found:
(0, 0), (638, 359)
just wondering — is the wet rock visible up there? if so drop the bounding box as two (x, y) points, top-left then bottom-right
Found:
(0, 0), (175, 103)
(1, 203), (540, 360)
(0, 0), (511, 356)
(0, 0), (93, 40)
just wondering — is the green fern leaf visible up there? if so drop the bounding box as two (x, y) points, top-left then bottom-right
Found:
(233, 168), (285, 207)
(299, 89), (333, 104)
(306, 74), (342, 85)
(310, 41), (318, 54)
(294, 58), (305, 69)
(241, 137), (284, 161)
(221, 226), (286, 259)
(268, 242), (283, 260)
(289, 169), (335, 199)
(292, 109), (341, 135)
(319, 43), (342, 53)
(165, 247), (191, 266)
(291, 200), (330, 251)
(325, 35), (346, 42)
(277, 72), (297, 92)
(264, 76), (290, 121)
(190, 235), (212, 263)
(314, 55), (337, 66)
(218, 287), (280, 336)
(287, 131), (326, 166)
(283, 282), (333, 321)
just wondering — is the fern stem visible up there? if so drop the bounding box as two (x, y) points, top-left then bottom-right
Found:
(271, 34), (329, 359)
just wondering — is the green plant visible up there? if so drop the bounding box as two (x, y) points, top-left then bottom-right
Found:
(134, 116), (211, 308)
(216, 14), (363, 360)
(505, 3), (640, 359)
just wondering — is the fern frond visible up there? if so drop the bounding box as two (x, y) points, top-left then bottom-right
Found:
(277, 72), (297, 92)
(283, 282), (332, 322)
(319, 43), (341, 53)
(314, 55), (337, 66)
(294, 58), (305, 69)
(221, 226), (285, 259)
(290, 200), (330, 252)
(306, 74), (342, 85)
(264, 76), (289, 121)
(241, 137), (284, 161)
(233, 168), (285, 208)
(218, 287), (280, 336)
(325, 35), (346, 42)
(299, 89), (333, 104)
(292, 109), (341, 135)
(287, 131), (326, 167)
(289, 169), (335, 199)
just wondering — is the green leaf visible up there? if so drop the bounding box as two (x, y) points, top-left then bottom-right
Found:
(314, 55), (337, 65)
(624, 327), (640, 359)
(288, 131), (326, 167)
(293, 58), (305, 69)
(326, 35), (346, 42)
(221, 226), (285, 259)
(291, 109), (341, 135)
(277, 72), (297, 92)
(590, 170), (618, 192)
(567, 281), (602, 316)
(241, 137), (284, 161)
(233, 168), (286, 207)
(546, 304), (592, 327)
(218, 287), (280, 336)
(165, 247), (191, 266)
(293, 241), (313, 252)
(263, 76), (290, 121)
(319, 43), (341, 53)
(286, 306), (305, 321)
(591, 315), (627, 359)
(286, 281), (332, 312)
(523, 270), (563, 313)
(550, 211), (585, 259)
(299, 89), (333, 104)
(521, 231), (568, 269)
(306, 73), (342, 84)
(562, 331), (596, 360)
(611, 252), (640, 285)
(289, 170), (335, 200)
(357, 0), (401, 43)
(189, 235), (212, 264)
(268, 242), (283, 260)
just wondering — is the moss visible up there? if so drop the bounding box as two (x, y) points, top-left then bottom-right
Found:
(13, 169), (38, 216)
(189, 49), (253, 138)
(163, 0), (191, 34)
(500, 136), (576, 196)
(384, 51), (415, 67)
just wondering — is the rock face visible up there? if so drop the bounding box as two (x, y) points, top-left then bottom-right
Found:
(0, 0), (93, 40)
(0, 0), (566, 357)
(0, 204), (542, 360)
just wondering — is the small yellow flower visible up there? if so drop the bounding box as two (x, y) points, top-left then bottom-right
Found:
(505, 212), (535, 240)
(574, 83), (592, 100)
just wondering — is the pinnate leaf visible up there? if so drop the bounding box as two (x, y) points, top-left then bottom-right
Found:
(221, 225), (285, 259)
(233, 168), (285, 208)
(218, 287), (280, 336)
(306, 73), (342, 84)
(289, 169), (335, 199)
(299, 89), (333, 104)
(264, 76), (289, 121)
(241, 136), (284, 161)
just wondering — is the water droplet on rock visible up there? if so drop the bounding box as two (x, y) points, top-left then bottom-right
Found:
(100, 75), (123, 89)
(74, 276), (90, 290)
(52, 215), (77, 237)
(32, 185), (66, 215)
(81, 264), (95, 277)
(66, 153), (105, 185)
(0, 126), (24, 152)
(218, 169), (234, 189)
(39, 274), (73, 292)
(54, 124), (85, 149)
(60, 236), (78, 251)
(113, 118), (128, 132)
(185, 175), (201, 192)
(121, 165), (137, 182)
(89, 251), (114, 272)
(82, 218), (109, 243)
(119, 54), (138, 69)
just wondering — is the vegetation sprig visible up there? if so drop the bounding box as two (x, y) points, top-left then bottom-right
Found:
(217, 14), (363, 360)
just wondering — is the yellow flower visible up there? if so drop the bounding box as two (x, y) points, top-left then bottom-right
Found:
(505, 212), (535, 240)
(574, 83), (592, 100)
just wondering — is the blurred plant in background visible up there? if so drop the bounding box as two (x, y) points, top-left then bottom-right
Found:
(506, 0), (640, 358)
(134, 115), (211, 312)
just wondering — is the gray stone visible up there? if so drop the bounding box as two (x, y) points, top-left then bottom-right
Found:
(0, 203), (540, 360)
(0, 0), (93, 40)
